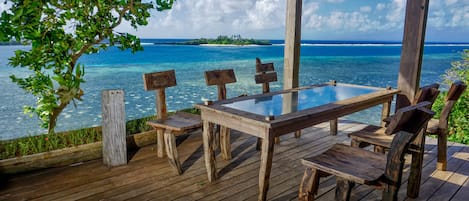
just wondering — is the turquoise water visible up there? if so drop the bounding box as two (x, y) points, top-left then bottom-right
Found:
(1, 40), (468, 140)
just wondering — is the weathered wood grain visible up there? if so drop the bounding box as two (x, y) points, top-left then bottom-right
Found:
(204, 69), (236, 86)
(283, 0), (302, 90)
(143, 70), (202, 174)
(142, 70), (177, 90)
(425, 81), (466, 171)
(396, 0), (430, 110)
(1, 122), (468, 201)
(101, 89), (127, 167)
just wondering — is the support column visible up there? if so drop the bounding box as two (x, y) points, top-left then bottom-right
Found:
(396, 0), (430, 110)
(283, 0), (302, 90)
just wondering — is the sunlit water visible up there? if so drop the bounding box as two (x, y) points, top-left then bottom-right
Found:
(1, 40), (467, 140)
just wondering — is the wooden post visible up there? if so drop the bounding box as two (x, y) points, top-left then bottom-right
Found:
(283, 0), (302, 90)
(156, 89), (167, 158)
(396, 0), (430, 110)
(102, 89), (127, 167)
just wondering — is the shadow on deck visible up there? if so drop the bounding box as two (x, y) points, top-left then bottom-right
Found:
(1, 121), (469, 201)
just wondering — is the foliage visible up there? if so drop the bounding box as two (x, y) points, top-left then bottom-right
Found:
(0, 108), (200, 160)
(432, 50), (469, 144)
(0, 114), (153, 159)
(180, 35), (271, 45)
(0, 0), (174, 134)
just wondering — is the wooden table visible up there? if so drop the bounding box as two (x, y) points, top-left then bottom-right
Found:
(194, 82), (399, 201)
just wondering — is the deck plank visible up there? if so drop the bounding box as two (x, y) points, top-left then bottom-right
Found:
(1, 121), (468, 201)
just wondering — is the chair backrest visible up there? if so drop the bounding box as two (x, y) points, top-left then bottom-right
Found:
(412, 83), (440, 107)
(254, 58), (277, 93)
(438, 80), (467, 130)
(204, 69), (237, 100)
(143, 70), (177, 120)
(383, 106), (434, 195)
(385, 101), (432, 134)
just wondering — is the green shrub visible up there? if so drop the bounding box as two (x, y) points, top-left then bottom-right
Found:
(0, 108), (199, 159)
(432, 50), (469, 144)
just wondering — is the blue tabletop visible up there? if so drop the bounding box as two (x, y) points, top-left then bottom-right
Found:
(222, 85), (378, 116)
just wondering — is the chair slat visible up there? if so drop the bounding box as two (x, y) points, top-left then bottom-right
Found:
(143, 70), (177, 90)
(204, 69), (236, 86)
(256, 57), (275, 73)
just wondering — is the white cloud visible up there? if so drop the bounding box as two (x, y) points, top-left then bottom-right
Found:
(360, 6), (372, 12)
(376, 3), (386, 11)
(427, 0), (469, 29)
(112, 0), (467, 41)
(384, 0), (406, 29)
(239, 0), (285, 30)
(445, 0), (459, 5)
(327, 0), (344, 3)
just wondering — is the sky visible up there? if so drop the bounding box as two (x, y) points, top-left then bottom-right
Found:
(1, 0), (468, 42)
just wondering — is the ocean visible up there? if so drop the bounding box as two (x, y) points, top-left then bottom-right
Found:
(1, 39), (468, 140)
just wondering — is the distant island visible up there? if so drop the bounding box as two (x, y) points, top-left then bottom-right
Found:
(178, 35), (271, 46)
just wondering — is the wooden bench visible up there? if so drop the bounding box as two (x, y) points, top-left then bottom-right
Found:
(204, 69), (237, 160)
(299, 104), (434, 201)
(426, 81), (466, 170)
(143, 70), (202, 175)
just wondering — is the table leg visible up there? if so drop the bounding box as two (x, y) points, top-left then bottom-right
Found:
(203, 120), (217, 182)
(381, 100), (392, 127)
(259, 135), (275, 201)
(330, 119), (338, 135)
(220, 126), (232, 160)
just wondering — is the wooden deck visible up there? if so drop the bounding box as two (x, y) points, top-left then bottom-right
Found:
(1, 120), (469, 201)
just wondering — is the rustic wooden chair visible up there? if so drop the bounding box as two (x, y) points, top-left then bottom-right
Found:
(204, 69), (237, 160)
(254, 58), (301, 150)
(348, 83), (440, 198)
(299, 104), (435, 201)
(143, 70), (202, 175)
(426, 81), (466, 171)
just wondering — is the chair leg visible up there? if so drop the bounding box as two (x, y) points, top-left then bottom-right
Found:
(156, 129), (165, 158)
(374, 145), (386, 153)
(299, 167), (321, 201)
(407, 150), (424, 198)
(335, 177), (355, 201)
(436, 133), (447, 171)
(274, 136), (280, 144)
(382, 184), (399, 201)
(295, 130), (301, 138)
(220, 126), (231, 160)
(350, 139), (370, 148)
(164, 130), (183, 175)
(330, 119), (338, 135)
